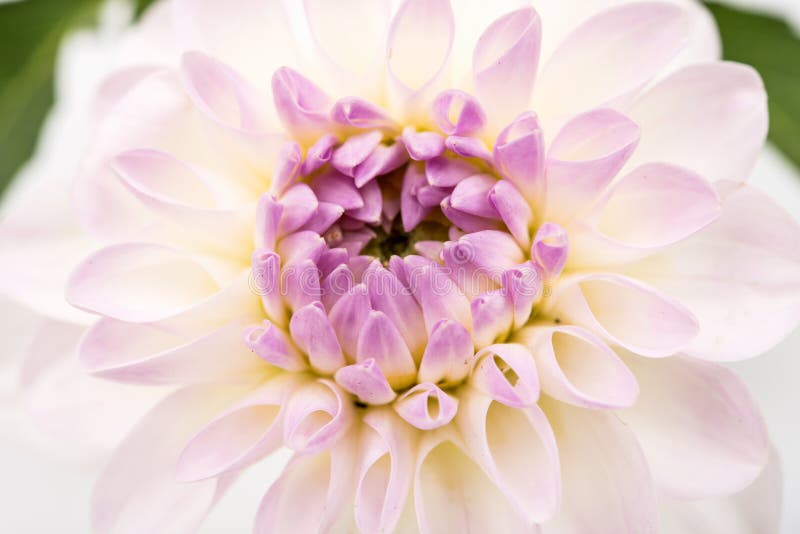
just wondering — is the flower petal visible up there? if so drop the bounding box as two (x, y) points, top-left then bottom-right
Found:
(254, 433), (358, 534)
(544, 108), (640, 223)
(473, 7), (542, 130)
(335, 359), (398, 405)
(542, 399), (658, 534)
(418, 319), (474, 385)
(534, 2), (690, 118)
(619, 353), (769, 498)
(79, 317), (266, 385)
(357, 310), (417, 390)
(515, 324), (638, 409)
(289, 302), (345, 374)
(470, 343), (539, 407)
(282, 379), (354, 454)
(394, 382), (458, 430)
(66, 244), (228, 323)
(386, 0), (455, 120)
(176, 375), (302, 481)
(628, 182), (800, 361)
(658, 446), (782, 534)
(548, 273), (699, 357)
(457, 388), (560, 525)
(91, 385), (245, 534)
(355, 407), (417, 534)
(414, 428), (537, 534)
(623, 62), (767, 183)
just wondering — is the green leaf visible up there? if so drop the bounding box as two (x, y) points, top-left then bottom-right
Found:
(706, 2), (800, 170)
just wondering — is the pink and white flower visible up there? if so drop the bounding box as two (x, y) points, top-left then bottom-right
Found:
(1, 0), (798, 532)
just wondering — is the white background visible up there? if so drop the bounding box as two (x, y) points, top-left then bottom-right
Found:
(0, 0), (798, 531)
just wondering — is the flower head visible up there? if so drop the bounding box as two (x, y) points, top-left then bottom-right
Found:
(2, 0), (799, 532)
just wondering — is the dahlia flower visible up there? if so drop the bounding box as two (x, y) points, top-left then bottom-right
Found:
(2, 0), (799, 532)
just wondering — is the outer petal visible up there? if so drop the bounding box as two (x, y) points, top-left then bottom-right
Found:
(0, 179), (96, 324)
(91, 385), (247, 534)
(457, 388), (560, 525)
(175, 375), (302, 481)
(78, 317), (266, 385)
(623, 62), (767, 183)
(658, 446), (782, 534)
(473, 7), (542, 130)
(542, 399), (658, 534)
(355, 407), (417, 534)
(567, 162), (721, 267)
(66, 244), (232, 323)
(627, 182), (800, 361)
(544, 108), (640, 224)
(533, 2), (690, 119)
(547, 273), (699, 357)
(619, 353), (769, 498)
(303, 0), (390, 99)
(254, 432), (358, 534)
(21, 317), (167, 452)
(386, 0), (455, 121)
(414, 428), (537, 534)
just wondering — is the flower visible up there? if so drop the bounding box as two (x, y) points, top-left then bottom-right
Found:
(1, 0), (799, 532)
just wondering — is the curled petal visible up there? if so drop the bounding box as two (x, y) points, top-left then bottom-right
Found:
(493, 112), (545, 204)
(625, 62), (767, 184)
(431, 89), (486, 136)
(532, 222), (569, 278)
(363, 261), (427, 359)
(255, 432), (358, 534)
(329, 283), (372, 361)
(254, 193), (282, 250)
(569, 163), (721, 266)
(516, 325), (638, 409)
(331, 96), (398, 131)
(470, 290), (513, 349)
(331, 130), (383, 176)
(251, 249), (286, 327)
(301, 134), (338, 175)
(488, 180), (533, 249)
(180, 51), (273, 133)
(543, 399), (657, 534)
(450, 174), (498, 219)
(414, 429), (535, 533)
(271, 67), (332, 144)
(357, 311), (417, 390)
(425, 154), (480, 188)
(418, 319), (474, 385)
(402, 127), (446, 161)
(502, 262), (543, 328)
(243, 320), (306, 371)
(404, 255), (472, 332)
(457, 388), (560, 525)
(283, 379), (354, 454)
(394, 382), (458, 430)
(289, 302), (345, 374)
(355, 407), (417, 534)
(470, 343), (539, 407)
(277, 183), (318, 237)
(335, 359), (397, 405)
